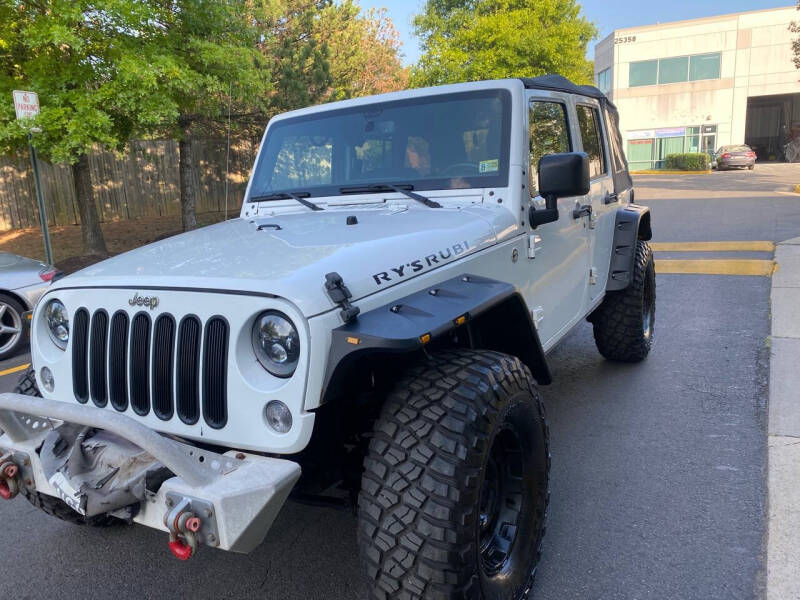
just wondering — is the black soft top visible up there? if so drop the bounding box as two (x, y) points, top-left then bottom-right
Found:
(520, 74), (633, 193)
(520, 74), (606, 103)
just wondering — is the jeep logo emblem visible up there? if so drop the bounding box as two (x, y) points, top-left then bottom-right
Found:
(128, 292), (159, 310)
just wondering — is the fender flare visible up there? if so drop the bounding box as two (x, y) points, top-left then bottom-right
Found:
(320, 274), (552, 403)
(605, 204), (652, 292)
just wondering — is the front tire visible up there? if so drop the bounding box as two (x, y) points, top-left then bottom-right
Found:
(358, 350), (550, 599)
(13, 369), (120, 527)
(0, 293), (26, 360)
(590, 240), (656, 362)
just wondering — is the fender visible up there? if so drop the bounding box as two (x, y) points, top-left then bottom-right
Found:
(320, 274), (552, 403)
(605, 204), (652, 291)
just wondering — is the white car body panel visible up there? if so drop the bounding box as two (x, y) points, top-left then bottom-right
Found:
(29, 78), (628, 453)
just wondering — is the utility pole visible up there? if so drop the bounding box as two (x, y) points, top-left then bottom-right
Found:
(13, 90), (53, 265)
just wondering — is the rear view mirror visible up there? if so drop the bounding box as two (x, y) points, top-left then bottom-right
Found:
(529, 152), (590, 228)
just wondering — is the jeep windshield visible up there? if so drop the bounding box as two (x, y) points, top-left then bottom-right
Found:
(248, 89), (511, 200)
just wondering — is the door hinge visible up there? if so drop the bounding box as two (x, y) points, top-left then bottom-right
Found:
(527, 234), (543, 259)
(589, 267), (598, 285)
(588, 210), (597, 229)
(531, 306), (544, 326)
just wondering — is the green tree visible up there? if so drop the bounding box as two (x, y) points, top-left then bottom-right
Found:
(147, 0), (271, 231)
(0, 0), (179, 256)
(411, 0), (597, 87)
(317, 1), (408, 100)
(252, 0), (332, 115)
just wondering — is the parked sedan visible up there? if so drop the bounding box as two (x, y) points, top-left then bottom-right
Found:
(714, 145), (756, 170)
(0, 253), (61, 360)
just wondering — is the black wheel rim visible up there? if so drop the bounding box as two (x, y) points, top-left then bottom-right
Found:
(479, 427), (524, 577)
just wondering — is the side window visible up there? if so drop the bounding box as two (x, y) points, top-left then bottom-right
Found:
(529, 101), (571, 194)
(576, 105), (607, 179)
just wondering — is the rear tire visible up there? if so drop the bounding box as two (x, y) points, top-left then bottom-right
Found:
(590, 240), (656, 362)
(358, 350), (550, 600)
(13, 369), (120, 527)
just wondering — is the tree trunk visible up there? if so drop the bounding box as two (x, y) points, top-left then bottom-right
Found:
(178, 125), (197, 232)
(71, 153), (108, 257)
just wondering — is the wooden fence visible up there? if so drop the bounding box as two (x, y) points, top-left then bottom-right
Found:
(0, 138), (260, 231)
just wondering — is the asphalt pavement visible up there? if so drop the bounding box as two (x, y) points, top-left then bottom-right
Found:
(0, 163), (798, 599)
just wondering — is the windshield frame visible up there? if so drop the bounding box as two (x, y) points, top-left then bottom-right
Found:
(248, 89), (513, 200)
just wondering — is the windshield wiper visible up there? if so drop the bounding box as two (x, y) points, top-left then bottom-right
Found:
(338, 184), (441, 208)
(249, 191), (323, 211)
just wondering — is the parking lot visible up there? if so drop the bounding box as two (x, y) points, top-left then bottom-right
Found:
(1, 163), (798, 599)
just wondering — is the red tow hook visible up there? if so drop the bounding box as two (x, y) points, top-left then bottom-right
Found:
(0, 461), (19, 500)
(165, 499), (203, 560)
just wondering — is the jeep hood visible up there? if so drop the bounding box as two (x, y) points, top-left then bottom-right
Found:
(56, 206), (509, 317)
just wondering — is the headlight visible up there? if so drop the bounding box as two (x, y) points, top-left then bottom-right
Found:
(251, 311), (300, 377)
(44, 299), (69, 350)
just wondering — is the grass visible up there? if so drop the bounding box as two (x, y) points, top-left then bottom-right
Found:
(0, 211), (228, 273)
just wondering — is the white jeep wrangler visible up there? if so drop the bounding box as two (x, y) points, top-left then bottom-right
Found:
(0, 75), (653, 599)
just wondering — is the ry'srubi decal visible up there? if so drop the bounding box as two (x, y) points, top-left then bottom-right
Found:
(372, 241), (470, 285)
(128, 292), (160, 310)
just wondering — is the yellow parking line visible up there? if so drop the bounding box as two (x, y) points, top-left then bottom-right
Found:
(0, 363), (30, 377)
(655, 259), (775, 277)
(650, 241), (775, 252)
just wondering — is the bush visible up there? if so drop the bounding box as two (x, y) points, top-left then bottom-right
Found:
(664, 153), (709, 171)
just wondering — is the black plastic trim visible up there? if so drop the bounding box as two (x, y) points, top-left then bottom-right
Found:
(130, 312), (152, 416)
(176, 314), (202, 425)
(202, 316), (229, 429)
(72, 308), (90, 404)
(152, 313), (176, 421)
(605, 204), (652, 291)
(108, 310), (130, 412)
(321, 274), (552, 401)
(89, 310), (109, 408)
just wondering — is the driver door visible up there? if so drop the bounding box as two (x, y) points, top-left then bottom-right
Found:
(524, 95), (591, 349)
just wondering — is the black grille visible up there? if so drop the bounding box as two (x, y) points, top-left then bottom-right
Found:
(203, 317), (229, 429)
(72, 309), (89, 403)
(152, 315), (176, 420)
(71, 306), (228, 429)
(130, 312), (151, 416)
(176, 316), (202, 424)
(109, 312), (129, 411)
(89, 311), (108, 407)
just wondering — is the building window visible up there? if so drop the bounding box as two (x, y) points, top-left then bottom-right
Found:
(626, 124), (717, 169)
(576, 105), (607, 178)
(689, 53), (721, 81)
(630, 60), (658, 87)
(596, 68), (612, 94)
(629, 52), (721, 87)
(658, 56), (689, 84)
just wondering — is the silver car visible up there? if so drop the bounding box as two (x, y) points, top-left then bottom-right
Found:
(0, 253), (61, 360)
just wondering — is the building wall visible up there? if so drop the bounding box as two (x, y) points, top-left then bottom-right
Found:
(594, 6), (799, 165)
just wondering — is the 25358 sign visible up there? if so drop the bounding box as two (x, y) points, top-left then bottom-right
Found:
(614, 35), (636, 44)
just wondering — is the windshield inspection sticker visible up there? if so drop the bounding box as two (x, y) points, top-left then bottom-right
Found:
(479, 159), (499, 173)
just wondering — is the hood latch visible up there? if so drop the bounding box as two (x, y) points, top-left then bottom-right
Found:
(325, 272), (360, 324)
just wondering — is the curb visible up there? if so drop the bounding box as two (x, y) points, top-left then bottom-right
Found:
(766, 235), (800, 600)
(630, 169), (711, 175)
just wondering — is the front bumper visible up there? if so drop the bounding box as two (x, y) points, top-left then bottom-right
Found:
(0, 392), (300, 555)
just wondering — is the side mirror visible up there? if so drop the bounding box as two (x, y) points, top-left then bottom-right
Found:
(529, 152), (590, 228)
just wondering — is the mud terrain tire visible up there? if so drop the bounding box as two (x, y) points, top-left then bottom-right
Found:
(358, 350), (550, 600)
(590, 240), (656, 362)
(13, 369), (120, 527)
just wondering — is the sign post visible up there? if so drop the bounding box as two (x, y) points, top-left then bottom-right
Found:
(13, 90), (53, 265)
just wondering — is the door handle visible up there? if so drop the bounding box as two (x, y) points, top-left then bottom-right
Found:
(604, 192), (618, 204)
(572, 204), (592, 219)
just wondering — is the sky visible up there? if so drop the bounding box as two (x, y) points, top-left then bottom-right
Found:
(358, 0), (796, 65)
